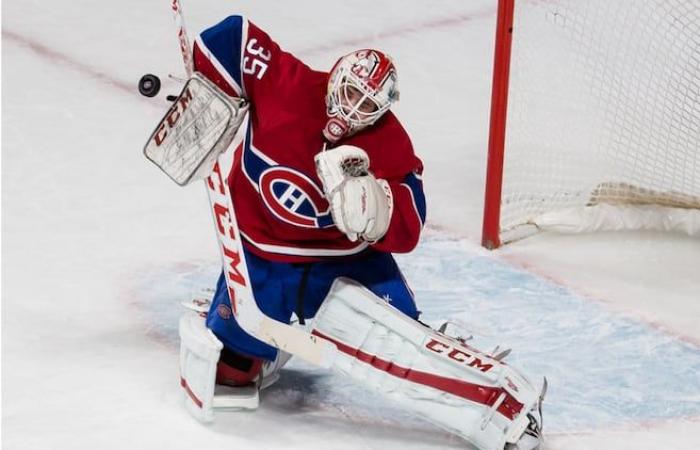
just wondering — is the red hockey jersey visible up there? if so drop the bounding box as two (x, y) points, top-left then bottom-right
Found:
(193, 16), (426, 262)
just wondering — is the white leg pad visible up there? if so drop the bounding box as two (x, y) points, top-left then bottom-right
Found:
(179, 310), (223, 422)
(312, 278), (543, 450)
(179, 309), (297, 421)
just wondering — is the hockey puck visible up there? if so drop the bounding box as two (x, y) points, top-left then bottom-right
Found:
(138, 74), (161, 97)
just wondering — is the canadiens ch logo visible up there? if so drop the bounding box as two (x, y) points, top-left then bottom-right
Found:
(259, 167), (333, 229)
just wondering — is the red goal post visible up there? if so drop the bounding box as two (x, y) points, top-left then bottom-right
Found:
(481, 0), (700, 249)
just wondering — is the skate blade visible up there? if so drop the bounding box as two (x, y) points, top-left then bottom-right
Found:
(212, 384), (259, 410)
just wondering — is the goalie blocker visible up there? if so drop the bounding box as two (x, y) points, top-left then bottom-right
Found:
(143, 73), (249, 186)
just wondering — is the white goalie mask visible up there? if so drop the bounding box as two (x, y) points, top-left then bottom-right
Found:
(323, 49), (400, 142)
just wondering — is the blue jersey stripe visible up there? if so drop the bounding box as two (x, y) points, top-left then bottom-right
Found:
(402, 172), (426, 225)
(242, 121), (269, 187)
(200, 15), (244, 89)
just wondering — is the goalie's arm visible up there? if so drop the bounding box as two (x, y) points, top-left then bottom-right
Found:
(193, 15), (306, 104)
(192, 16), (246, 97)
(315, 145), (426, 251)
(371, 169), (426, 253)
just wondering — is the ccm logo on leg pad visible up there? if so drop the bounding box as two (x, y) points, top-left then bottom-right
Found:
(425, 339), (494, 373)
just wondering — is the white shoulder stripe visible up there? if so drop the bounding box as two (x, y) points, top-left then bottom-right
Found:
(250, 141), (278, 166)
(239, 19), (249, 97)
(240, 231), (370, 257)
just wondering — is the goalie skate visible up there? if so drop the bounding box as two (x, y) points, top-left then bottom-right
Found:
(211, 349), (292, 411)
(507, 379), (546, 450)
(179, 298), (292, 420)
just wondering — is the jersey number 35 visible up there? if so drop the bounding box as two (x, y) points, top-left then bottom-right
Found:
(243, 39), (271, 80)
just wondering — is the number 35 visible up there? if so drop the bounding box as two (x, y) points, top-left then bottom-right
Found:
(243, 39), (271, 80)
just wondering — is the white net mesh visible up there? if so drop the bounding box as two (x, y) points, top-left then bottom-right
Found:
(500, 0), (700, 240)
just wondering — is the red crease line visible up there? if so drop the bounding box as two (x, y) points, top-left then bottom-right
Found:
(3, 28), (139, 97)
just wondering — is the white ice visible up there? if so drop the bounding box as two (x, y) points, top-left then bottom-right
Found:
(3, 1), (699, 449)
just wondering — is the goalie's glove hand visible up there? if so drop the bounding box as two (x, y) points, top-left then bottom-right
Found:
(315, 145), (393, 242)
(334, 175), (392, 242)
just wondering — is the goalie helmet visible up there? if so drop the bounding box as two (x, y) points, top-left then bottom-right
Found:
(323, 49), (400, 142)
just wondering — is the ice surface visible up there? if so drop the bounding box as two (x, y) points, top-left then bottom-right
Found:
(132, 235), (700, 433)
(3, 0), (699, 449)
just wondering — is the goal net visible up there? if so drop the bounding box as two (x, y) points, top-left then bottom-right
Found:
(482, 0), (700, 248)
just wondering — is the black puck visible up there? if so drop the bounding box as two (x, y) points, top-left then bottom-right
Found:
(138, 74), (161, 97)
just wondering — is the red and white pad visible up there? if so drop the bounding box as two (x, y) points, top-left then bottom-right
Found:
(178, 310), (262, 421)
(179, 307), (296, 422)
(312, 278), (544, 450)
(178, 310), (225, 422)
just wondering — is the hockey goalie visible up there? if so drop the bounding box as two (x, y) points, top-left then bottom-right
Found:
(145, 13), (545, 450)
